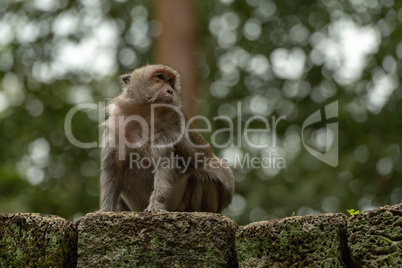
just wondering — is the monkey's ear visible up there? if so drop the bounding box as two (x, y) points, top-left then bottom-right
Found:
(120, 74), (131, 85)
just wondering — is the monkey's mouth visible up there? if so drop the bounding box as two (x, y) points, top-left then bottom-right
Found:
(158, 96), (173, 103)
(148, 94), (174, 104)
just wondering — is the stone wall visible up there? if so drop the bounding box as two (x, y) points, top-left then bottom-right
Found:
(0, 203), (401, 267)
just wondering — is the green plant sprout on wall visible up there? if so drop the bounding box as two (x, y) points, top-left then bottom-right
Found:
(347, 209), (360, 216)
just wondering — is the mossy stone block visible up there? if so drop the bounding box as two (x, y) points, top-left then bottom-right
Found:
(347, 203), (402, 267)
(0, 213), (78, 267)
(236, 213), (349, 267)
(77, 212), (238, 267)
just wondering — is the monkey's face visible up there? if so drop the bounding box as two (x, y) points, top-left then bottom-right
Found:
(121, 65), (182, 108)
(148, 67), (180, 105)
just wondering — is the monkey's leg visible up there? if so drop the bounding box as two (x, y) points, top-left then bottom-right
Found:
(188, 164), (234, 213)
(185, 172), (220, 213)
(208, 163), (235, 212)
(99, 148), (123, 212)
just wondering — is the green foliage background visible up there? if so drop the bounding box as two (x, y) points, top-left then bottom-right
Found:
(0, 0), (401, 224)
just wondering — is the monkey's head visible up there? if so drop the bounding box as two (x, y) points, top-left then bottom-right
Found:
(120, 64), (182, 108)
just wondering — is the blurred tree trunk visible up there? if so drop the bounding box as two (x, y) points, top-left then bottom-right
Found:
(154, 0), (197, 117)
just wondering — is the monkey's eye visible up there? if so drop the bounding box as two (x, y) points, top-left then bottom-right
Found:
(156, 74), (165, 80)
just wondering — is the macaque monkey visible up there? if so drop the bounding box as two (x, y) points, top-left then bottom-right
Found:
(99, 64), (234, 213)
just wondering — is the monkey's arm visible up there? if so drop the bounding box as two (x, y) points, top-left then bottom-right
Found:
(175, 117), (214, 160)
(145, 167), (178, 212)
(99, 146), (123, 212)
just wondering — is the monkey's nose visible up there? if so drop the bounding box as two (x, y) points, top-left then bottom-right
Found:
(167, 89), (173, 95)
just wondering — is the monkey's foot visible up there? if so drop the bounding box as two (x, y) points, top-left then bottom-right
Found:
(144, 204), (167, 213)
